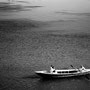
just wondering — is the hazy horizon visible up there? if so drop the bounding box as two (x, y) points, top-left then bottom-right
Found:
(0, 0), (90, 21)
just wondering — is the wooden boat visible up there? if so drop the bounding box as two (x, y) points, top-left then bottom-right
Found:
(35, 65), (90, 78)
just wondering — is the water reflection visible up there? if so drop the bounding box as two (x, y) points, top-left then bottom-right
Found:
(36, 77), (90, 90)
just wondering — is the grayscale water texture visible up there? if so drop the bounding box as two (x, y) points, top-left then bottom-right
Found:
(0, 0), (90, 90)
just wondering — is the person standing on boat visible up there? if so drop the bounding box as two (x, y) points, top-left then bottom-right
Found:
(50, 65), (56, 73)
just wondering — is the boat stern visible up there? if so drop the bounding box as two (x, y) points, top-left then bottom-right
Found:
(86, 69), (90, 72)
(35, 70), (47, 74)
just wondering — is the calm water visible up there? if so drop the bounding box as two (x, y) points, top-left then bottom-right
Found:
(0, 28), (90, 90)
(0, 0), (90, 90)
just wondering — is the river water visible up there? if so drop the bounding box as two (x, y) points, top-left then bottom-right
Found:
(0, 0), (90, 90)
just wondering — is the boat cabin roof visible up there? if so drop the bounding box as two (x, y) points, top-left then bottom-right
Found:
(56, 69), (78, 72)
(57, 70), (78, 73)
(55, 69), (79, 73)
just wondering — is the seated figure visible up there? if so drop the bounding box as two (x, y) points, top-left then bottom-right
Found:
(78, 65), (86, 72)
(50, 65), (56, 73)
(80, 65), (86, 70)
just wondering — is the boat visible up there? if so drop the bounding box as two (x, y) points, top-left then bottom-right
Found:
(35, 65), (90, 78)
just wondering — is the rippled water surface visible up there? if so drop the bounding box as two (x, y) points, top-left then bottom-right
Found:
(0, 0), (90, 90)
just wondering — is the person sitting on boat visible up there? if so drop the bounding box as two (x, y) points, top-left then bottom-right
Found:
(50, 65), (56, 73)
(78, 65), (86, 72)
(80, 65), (86, 70)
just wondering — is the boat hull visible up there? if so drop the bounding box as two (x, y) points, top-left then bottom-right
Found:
(35, 71), (90, 78)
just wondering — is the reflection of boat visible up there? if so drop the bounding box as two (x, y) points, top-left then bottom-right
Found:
(35, 65), (90, 78)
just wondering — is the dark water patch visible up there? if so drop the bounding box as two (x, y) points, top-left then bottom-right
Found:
(39, 75), (90, 83)
(0, 3), (30, 12)
(22, 74), (40, 79)
(17, 1), (30, 4)
(0, 72), (90, 90)
(44, 32), (90, 38)
(0, 19), (46, 33)
(37, 75), (90, 90)
(56, 11), (90, 16)
(25, 6), (43, 8)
